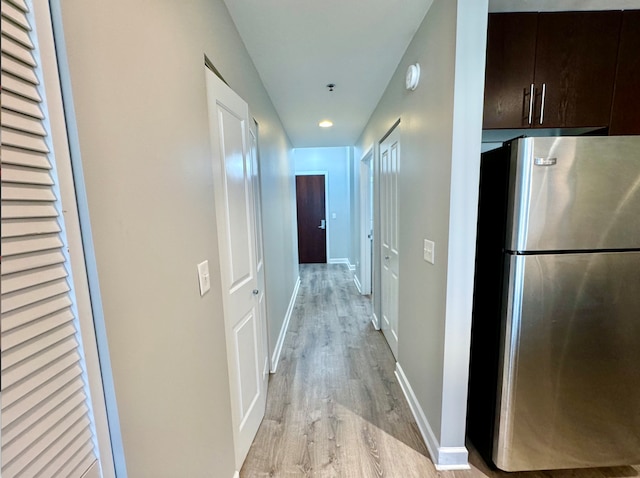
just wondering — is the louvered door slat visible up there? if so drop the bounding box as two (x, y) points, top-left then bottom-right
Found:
(1, 72), (42, 102)
(53, 445), (96, 478)
(1, 163), (54, 184)
(1, 33), (36, 66)
(1, 128), (49, 152)
(1, 2), (101, 476)
(1, 234), (63, 256)
(0, 17), (32, 48)
(1, 249), (66, 275)
(0, 294), (71, 331)
(1, 145), (50, 167)
(1, 218), (61, 238)
(2, 390), (87, 464)
(1, 308), (74, 352)
(2, 184), (56, 201)
(2, 90), (44, 118)
(26, 421), (93, 478)
(2, 263), (68, 294)
(1, 278), (70, 316)
(1, 0), (31, 29)
(1, 364), (83, 427)
(1, 375), (84, 446)
(3, 408), (89, 477)
(2, 109), (47, 136)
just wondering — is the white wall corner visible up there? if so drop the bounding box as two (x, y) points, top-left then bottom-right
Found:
(395, 363), (469, 470)
(271, 275), (301, 373)
(371, 312), (380, 330)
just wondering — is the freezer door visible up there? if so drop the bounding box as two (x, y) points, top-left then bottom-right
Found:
(494, 252), (640, 471)
(506, 136), (640, 252)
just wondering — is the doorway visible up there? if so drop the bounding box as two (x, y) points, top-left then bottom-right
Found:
(358, 148), (374, 295)
(296, 173), (328, 263)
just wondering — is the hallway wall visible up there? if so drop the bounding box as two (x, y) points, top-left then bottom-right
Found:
(355, 0), (488, 466)
(54, 0), (298, 476)
(294, 147), (352, 264)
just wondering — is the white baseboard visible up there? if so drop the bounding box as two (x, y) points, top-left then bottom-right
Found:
(348, 261), (356, 271)
(394, 363), (469, 470)
(270, 276), (301, 373)
(328, 258), (349, 266)
(354, 275), (363, 294)
(372, 312), (380, 330)
(233, 472), (239, 478)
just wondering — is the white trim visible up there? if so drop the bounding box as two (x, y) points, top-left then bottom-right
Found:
(394, 363), (469, 470)
(233, 472), (240, 478)
(295, 170), (330, 262)
(354, 275), (363, 294)
(328, 258), (350, 265)
(49, 3), (127, 474)
(371, 312), (380, 330)
(348, 261), (356, 271)
(358, 146), (374, 295)
(270, 276), (301, 372)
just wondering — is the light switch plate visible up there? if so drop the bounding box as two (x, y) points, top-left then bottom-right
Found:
(423, 239), (435, 264)
(197, 260), (211, 296)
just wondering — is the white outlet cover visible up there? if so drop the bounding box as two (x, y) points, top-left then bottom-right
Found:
(197, 260), (211, 296)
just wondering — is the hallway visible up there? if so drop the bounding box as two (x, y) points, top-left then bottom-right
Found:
(240, 264), (432, 477)
(240, 265), (640, 478)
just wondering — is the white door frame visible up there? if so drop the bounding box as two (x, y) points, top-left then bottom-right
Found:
(295, 170), (330, 262)
(359, 147), (373, 295)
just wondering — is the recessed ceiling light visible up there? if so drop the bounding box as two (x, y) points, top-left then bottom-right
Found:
(319, 120), (333, 128)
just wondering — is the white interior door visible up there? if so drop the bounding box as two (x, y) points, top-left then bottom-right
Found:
(380, 125), (400, 358)
(249, 120), (270, 383)
(205, 68), (267, 469)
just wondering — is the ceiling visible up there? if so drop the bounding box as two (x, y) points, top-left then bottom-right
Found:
(223, 0), (640, 149)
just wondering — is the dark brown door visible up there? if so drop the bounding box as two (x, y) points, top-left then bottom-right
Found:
(296, 175), (326, 263)
(610, 10), (640, 135)
(533, 11), (621, 129)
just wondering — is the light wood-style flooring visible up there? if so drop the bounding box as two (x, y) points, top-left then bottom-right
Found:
(240, 264), (640, 478)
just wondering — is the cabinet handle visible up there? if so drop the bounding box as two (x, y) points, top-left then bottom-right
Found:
(539, 83), (546, 125)
(528, 83), (534, 125)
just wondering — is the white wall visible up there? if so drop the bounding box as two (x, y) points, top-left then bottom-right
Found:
(294, 147), (352, 263)
(55, 0), (298, 476)
(355, 0), (488, 467)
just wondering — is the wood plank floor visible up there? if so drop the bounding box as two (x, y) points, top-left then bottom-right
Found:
(240, 264), (640, 478)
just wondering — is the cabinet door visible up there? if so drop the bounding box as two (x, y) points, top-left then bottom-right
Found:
(483, 13), (537, 129)
(610, 10), (640, 135)
(533, 11), (621, 129)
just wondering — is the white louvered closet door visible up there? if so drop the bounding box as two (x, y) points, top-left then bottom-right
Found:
(1, 0), (102, 477)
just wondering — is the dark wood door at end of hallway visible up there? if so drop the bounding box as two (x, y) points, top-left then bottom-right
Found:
(296, 174), (326, 264)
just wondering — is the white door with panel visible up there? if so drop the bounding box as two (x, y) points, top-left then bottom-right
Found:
(380, 125), (400, 358)
(249, 120), (270, 380)
(205, 69), (268, 469)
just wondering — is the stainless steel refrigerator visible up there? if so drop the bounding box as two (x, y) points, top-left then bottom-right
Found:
(468, 136), (640, 472)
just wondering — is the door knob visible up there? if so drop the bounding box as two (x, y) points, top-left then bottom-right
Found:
(318, 219), (326, 230)
(384, 255), (390, 260)
(253, 289), (259, 295)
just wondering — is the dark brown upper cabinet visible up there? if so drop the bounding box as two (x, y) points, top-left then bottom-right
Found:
(483, 13), (538, 129)
(483, 11), (622, 130)
(610, 10), (640, 135)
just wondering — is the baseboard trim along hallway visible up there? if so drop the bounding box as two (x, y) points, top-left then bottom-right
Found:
(270, 275), (301, 373)
(395, 363), (470, 470)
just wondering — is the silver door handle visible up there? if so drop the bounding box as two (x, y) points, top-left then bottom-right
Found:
(318, 219), (326, 230)
(253, 289), (259, 295)
(527, 83), (534, 125)
(539, 83), (546, 125)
